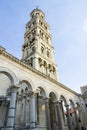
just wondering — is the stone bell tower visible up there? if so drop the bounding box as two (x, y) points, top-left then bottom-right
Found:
(22, 8), (58, 81)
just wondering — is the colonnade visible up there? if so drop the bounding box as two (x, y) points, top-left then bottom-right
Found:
(15, 91), (37, 129)
(0, 86), (82, 130)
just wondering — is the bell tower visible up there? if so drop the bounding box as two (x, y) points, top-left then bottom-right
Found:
(22, 8), (58, 81)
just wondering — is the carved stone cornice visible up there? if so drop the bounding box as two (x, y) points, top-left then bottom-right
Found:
(0, 46), (5, 54)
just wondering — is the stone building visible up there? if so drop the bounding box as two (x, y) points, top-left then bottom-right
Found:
(0, 8), (87, 130)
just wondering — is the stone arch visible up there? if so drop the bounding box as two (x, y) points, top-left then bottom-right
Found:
(0, 67), (18, 86)
(36, 86), (47, 127)
(49, 91), (58, 101)
(69, 99), (75, 107)
(60, 95), (68, 126)
(15, 79), (33, 126)
(76, 102), (80, 107)
(0, 67), (18, 126)
(53, 66), (56, 73)
(48, 63), (51, 69)
(75, 102), (81, 115)
(21, 80), (32, 91)
(59, 93), (68, 104)
(69, 99), (77, 129)
(49, 89), (59, 100)
(18, 76), (35, 92)
(75, 102), (81, 120)
(43, 60), (47, 67)
(36, 83), (48, 97)
(37, 86), (46, 98)
(17, 80), (33, 96)
(49, 91), (58, 130)
(0, 67), (19, 96)
(60, 95), (67, 105)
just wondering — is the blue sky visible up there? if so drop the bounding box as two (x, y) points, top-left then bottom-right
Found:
(0, 0), (87, 93)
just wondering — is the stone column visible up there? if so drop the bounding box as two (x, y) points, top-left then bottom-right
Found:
(0, 101), (8, 128)
(55, 101), (63, 130)
(25, 96), (30, 126)
(3, 101), (8, 128)
(24, 91), (31, 126)
(65, 105), (73, 130)
(30, 92), (37, 130)
(24, 96), (27, 125)
(15, 98), (19, 126)
(15, 95), (22, 126)
(5, 86), (18, 130)
(20, 94), (26, 125)
(44, 98), (51, 130)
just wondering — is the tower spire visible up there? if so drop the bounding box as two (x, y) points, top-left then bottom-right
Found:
(36, 5), (39, 9)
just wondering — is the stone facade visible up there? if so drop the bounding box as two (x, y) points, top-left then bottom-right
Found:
(0, 8), (87, 130)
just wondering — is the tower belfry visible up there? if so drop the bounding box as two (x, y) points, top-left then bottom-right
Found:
(22, 8), (58, 80)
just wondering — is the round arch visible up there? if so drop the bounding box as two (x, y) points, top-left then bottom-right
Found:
(48, 89), (59, 101)
(69, 99), (75, 107)
(60, 95), (67, 105)
(37, 86), (47, 98)
(21, 80), (32, 90)
(48, 91), (58, 130)
(19, 76), (35, 92)
(59, 93), (68, 104)
(36, 83), (48, 97)
(0, 67), (18, 86)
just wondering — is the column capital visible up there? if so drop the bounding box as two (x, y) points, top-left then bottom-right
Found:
(43, 97), (50, 102)
(53, 100), (61, 103)
(11, 85), (19, 92)
(16, 94), (22, 100)
(30, 91), (37, 98)
(23, 93), (26, 98)
(7, 86), (19, 95)
(53, 101), (62, 107)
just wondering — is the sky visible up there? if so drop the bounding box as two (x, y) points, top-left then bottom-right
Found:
(0, 0), (87, 93)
